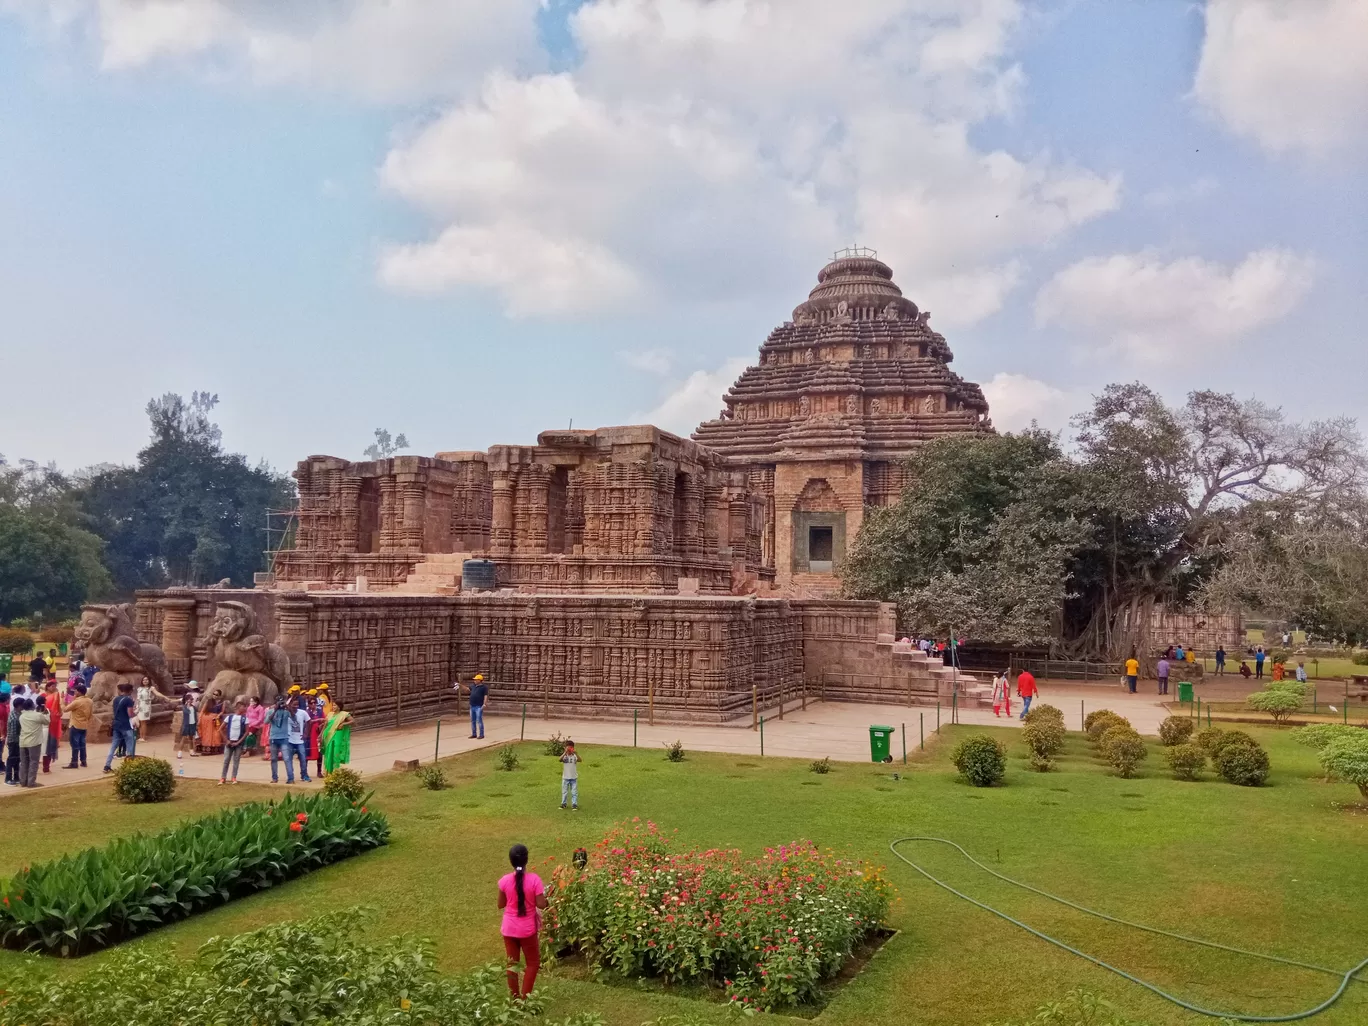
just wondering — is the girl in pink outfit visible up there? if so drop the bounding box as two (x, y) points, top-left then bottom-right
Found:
(991, 671), (1011, 718)
(244, 695), (267, 757)
(497, 843), (547, 999)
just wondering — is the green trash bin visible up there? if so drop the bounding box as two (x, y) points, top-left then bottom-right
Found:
(0, 653), (11, 675)
(58, 642), (68, 656)
(869, 725), (895, 763)
(1177, 681), (1193, 704)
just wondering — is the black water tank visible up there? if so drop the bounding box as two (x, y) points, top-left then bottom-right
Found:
(462, 558), (497, 593)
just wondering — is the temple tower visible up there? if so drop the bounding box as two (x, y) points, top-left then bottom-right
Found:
(693, 248), (992, 594)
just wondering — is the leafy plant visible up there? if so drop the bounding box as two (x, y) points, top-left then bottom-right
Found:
(1216, 738), (1270, 786)
(1099, 728), (1147, 778)
(1166, 743), (1206, 781)
(663, 739), (686, 762)
(1158, 716), (1195, 746)
(112, 757), (176, 803)
(1207, 729), (1257, 759)
(545, 732), (570, 757)
(987, 986), (1148, 1026)
(1195, 727), (1228, 753)
(1248, 685), (1304, 724)
(0, 794), (388, 956)
(1085, 711), (1128, 743)
(810, 757), (832, 774)
(496, 745), (520, 771)
(416, 764), (450, 790)
(1028, 751), (1054, 773)
(0, 628), (35, 654)
(545, 820), (892, 1012)
(1318, 734), (1368, 799)
(321, 766), (365, 803)
(952, 734), (1007, 787)
(1023, 703), (1065, 726)
(0, 907), (595, 1026)
(1022, 720), (1065, 760)
(1352, 650), (1368, 666)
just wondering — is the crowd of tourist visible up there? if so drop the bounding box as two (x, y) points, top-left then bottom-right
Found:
(0, 649), (353, 787)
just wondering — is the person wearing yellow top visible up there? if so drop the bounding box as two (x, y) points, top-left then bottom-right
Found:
(1124, 654), (1139, 693)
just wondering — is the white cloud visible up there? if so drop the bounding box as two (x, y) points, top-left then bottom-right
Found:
(5, 0), (540, 101)
(980, 372), (1076, 433)
(617, 348), (674, 375)
(1035, 248), (1316, 365)
(1194, 0), (1368, 157)
(378, 0), (1120, 318)
(632, 357), (750, 436)
(1142, 177), (1218, 209)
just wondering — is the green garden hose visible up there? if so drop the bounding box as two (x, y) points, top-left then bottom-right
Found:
(888, 837), (1368, 1022)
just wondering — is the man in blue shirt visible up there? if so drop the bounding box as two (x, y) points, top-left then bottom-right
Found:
(102, 682), (138, 772)
(267, 697), (295, 783)
(464, 673), (489, 739)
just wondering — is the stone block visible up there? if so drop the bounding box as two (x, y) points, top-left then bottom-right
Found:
(393, 758), (420, 772)
(677, 577), (701, 595)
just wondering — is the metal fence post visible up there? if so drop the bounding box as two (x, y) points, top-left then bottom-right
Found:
(759, 716), (765, 757)
(434, 719), (441, 764)
(520, 703), (526, 741)
(920, 712), (924, 750)
(901, 723), (907, 765)
(1080, 699), (1085, 732)
(634, 708), (638, 747)
(752, 685), (758, 730)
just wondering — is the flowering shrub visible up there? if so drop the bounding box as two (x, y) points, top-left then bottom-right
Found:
(545, 820), (893, 1011)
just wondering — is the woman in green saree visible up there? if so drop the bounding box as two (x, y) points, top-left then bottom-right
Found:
(321, 700), (354, 775)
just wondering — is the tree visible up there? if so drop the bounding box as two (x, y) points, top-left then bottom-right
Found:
(363, 428), (409, 461)
(1319, 735), (1368, 800)
(842, 430), (1087, 644)
(0, 456), (111, 621)
(78, 393), (295, 592)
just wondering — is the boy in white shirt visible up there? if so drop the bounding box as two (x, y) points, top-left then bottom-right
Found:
(560, 741), (579, 811)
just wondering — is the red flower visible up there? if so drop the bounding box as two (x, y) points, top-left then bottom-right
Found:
(360, 806), (368, 813)
(289, 822), (304, 832)
(295, 812), (309, 823)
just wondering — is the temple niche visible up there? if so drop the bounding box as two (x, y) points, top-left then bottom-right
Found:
(693, 248), (992, 593)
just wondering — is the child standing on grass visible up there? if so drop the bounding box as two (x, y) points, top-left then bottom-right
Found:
(560, 741), (580, 810)
(498, 843), (547, 1000)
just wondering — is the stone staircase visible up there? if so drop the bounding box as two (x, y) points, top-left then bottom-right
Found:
(814, 635), (989, 708)
(394, 552), (471, 595)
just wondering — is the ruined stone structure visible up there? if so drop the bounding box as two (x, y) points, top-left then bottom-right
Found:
(693, 249), (991, 593)
(275, 426), (766, 596)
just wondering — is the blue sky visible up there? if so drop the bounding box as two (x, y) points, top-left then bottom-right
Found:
(2, 0), (1364, 475)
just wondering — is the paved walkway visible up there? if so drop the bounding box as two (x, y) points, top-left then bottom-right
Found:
(0, 680), (1169, 798)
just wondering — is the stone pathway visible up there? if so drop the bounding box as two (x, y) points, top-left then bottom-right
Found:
(0, 681), (1170, 797)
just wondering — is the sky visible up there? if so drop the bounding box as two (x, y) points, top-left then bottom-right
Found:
(1, 0), (1365, 477)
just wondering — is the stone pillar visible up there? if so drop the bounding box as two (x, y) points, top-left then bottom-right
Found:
(491, 472), (515, 555)
(337, 476), (362, 553)
(157, 591), (198, 660)
(276, 592), (312, 681)
(378, 476), (400, 552)
(399, 476), (427, 552)
(514, 465), (551, 554)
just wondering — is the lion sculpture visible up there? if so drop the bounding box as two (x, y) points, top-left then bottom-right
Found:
(74, 604), (175, 729)
(201, 601), (292, 711)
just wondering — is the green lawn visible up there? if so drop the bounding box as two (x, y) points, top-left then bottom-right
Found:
(2, 725), (1366, 1026)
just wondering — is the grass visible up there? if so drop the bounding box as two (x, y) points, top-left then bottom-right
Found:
(1, 728), (1366, 1026)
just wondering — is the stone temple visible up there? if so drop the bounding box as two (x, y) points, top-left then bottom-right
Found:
(125, 251), (991, 726)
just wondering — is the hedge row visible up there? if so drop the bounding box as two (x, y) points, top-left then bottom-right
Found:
(0, 793), (389, 956)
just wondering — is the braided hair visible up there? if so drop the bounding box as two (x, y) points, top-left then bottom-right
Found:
(509, 843), (530, 916)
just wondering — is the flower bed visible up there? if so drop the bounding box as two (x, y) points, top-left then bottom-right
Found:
(0, 793), (388, 956)
(545, 820), (893, 1011)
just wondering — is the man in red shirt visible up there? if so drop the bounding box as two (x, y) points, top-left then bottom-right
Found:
(1016, 670), (1038, 720)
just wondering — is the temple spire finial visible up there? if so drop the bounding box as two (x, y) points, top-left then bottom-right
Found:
(833, 244), (877, 260)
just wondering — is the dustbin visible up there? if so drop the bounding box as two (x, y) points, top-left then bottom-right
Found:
(0, 654), (11, 674)
(1177, 681), (1193, 704)
(869, 725), (895, 763)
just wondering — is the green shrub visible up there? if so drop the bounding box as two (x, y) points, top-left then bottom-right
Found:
(1351, 650), (1368, 666)
(1208, 729), (1257, 758)
(1022, 720), (1065, 759)
(1023, 703), (1064, 726)
(1101, 730), (1147, 778)
(810, 757), (832, 774)
(0, 628), (34, 655)
(1318, 734), (1368, 799)
(1248, 687), (1304, 724)
(663, 739), (686, 762)
(36, 625), (74, 645)
(1028, 751), (1054, 773)
(952, 734), (1007, 787)
(1216, 739), (1270, 786)
(1195, 727), (1227, 753)
(0, 908), (588, 1026)
(988, 986), (1144, 1026)
(1158, 716), (1195, 746)
(0, 794), (388, 956)
(496, 745), (520, 771)
(112, 757), (176, 804)
(322, 766), (365, 804)
(1166, 743), (1206, 781)
(1084, 709), (1123, 734)
(1290, 724), (1363, 750)
(1086, 711), (1128, 743)
(545, 731), (570, 757)
(415, 764), (450, 790)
